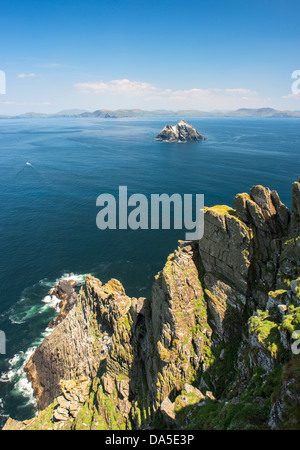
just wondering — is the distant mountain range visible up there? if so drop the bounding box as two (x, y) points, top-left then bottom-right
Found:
(1, 107), (300, 119)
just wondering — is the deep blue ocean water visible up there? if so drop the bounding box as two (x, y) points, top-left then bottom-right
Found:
(0, 116), (299, 425)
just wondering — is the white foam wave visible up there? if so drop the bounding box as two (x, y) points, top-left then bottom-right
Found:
(40, 294), (61, 313)
(0, 346), (37, 407)
(9, 303), (39, 324)
(59, 272), (88, 285)
(2, 272), (88, 408)
(39, 272), (88, 289)
(0, 397), (8, 423)
(13, 348), (37, 407)
(9, 273), (88, 325)
(9, 316), (25, 325)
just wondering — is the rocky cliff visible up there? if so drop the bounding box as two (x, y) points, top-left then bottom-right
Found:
(156, 119), (204, 142)
(3, 181), (300, 430)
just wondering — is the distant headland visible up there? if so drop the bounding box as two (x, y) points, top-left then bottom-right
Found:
(1, 107), (300, 119)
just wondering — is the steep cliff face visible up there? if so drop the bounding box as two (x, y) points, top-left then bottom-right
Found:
(24, 277), (104, 410)
(3, 181), (300, 430)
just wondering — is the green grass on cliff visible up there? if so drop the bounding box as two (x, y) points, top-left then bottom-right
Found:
(281, 306), (300, 334)
(249, 310), (282, 358)
(177, 365), (283, 430)
(180, 398), (270, 430)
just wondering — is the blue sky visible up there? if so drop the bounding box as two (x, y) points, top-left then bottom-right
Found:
(0, 0), (300, 114)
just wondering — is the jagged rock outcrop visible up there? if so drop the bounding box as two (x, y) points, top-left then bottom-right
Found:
(3, 181), (300, 431)
(24, 277), (104, 410)
(156, 119), (204, 142)
(48, 279), (77, 328)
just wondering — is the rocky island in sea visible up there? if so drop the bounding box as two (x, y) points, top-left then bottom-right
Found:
(156, 119), (204, 142)
(3, 180), (300, 431)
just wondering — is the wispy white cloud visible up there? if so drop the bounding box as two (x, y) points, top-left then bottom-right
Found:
(282, 93), (300, 99)
(220, 88), (258, 95)
(17, 73), (37, 78)
(73, 78), (270, 109)
(156, 87), (258, 100)
(74, 78), (258, 99)
(74, 78), (156, 95)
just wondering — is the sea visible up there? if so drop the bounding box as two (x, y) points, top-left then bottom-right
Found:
(0, 116), (299, 426)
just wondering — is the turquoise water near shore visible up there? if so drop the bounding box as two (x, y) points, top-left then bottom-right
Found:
(0, 116), (299, 425)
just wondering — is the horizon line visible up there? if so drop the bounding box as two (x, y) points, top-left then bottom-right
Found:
(1, 106), (300, 119)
